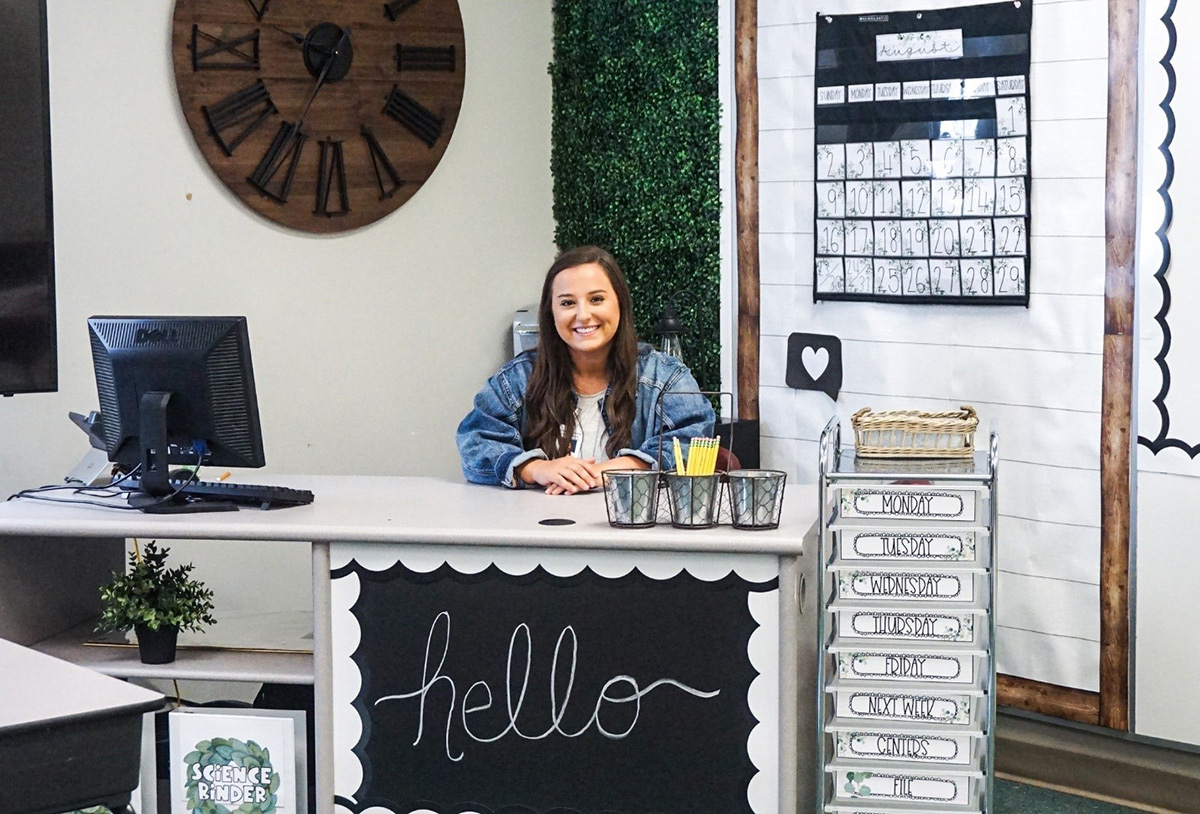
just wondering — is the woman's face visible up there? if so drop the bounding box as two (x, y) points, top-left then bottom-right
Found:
(551, 262), (621, 363)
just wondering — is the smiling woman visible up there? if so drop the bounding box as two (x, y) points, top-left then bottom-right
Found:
(456, 246), (715, 493)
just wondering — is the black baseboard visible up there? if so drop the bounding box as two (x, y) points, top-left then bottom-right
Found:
(997, 709), (1200, 813)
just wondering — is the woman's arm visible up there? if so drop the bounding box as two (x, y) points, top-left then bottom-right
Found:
(455, 369), (545, 487)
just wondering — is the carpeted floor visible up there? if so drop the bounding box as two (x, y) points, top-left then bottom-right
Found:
(71, 781), (1155, 814)
(996, 778), (1150, 813)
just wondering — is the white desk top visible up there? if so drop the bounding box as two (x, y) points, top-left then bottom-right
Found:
(0, 476), (814, 555)
(0, 638), (163, 732)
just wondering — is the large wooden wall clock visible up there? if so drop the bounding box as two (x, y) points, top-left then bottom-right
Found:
(172, 0), (465, 233)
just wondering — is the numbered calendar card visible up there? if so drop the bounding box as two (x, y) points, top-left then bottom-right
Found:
(813, 1), (1032, 305)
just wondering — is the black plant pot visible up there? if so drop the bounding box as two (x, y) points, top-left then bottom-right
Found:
(135, 624), (179, 664)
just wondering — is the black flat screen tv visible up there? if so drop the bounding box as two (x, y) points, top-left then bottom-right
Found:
(0, 0), (56, 396)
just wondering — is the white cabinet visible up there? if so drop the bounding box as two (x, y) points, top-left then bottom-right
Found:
(817, 419), (997, 813)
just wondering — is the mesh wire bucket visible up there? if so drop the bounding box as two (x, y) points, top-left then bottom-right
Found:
(602, 469), (660, 528)
(727, 469), (787, 530)
(664, 473), (722, 529)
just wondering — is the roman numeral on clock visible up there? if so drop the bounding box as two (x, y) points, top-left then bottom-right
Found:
(244, 0), (270, 21)
(383, 85), (442, 147)
(247, 121), (306, 203)
(383, 0), (421, 21)
(395, 44), (455, 72)
(191, 25), (260, 71)
(314, 139), (350, 216)
(361, 127), (404, 199)
(201, 79), (277, 156)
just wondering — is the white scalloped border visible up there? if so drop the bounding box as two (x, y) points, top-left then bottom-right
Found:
(331, 543), (780, 814)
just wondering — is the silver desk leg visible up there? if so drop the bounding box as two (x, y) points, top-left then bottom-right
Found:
(312, 541), (334, 814)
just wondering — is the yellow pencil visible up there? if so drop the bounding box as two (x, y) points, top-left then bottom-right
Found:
(673, 437), (686, 474)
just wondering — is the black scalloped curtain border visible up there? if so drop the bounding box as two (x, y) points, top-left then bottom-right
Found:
(548, 0), (722, 395)
(331, 559), (777, 814)
(1140, 0), (1190, 455)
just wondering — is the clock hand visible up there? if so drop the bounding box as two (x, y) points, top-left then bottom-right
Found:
(268, 24), (307, 47)
(297, 25), (351, 127)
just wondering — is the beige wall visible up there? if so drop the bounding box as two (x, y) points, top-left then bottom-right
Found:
(0, 0), (554, 612)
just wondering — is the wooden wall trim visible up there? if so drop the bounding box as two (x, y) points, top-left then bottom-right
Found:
(1099, 0), (1139, 732)
(734, 0), (759, 420)
(998, 674), (1101, 726)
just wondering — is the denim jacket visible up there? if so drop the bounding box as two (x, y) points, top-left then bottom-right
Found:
(457, 343), (715, 487)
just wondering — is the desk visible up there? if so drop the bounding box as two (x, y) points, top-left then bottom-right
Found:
(0, 638), (164, 813)
(0, 476), (818, 813)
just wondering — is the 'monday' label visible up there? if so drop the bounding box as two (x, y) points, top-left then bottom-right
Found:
(840, 488), (976, 521)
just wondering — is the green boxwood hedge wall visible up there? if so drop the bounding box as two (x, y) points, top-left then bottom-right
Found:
(550, 0), (721, 394)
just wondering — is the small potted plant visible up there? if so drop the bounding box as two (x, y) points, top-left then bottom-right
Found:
(97, 540), (217, 664)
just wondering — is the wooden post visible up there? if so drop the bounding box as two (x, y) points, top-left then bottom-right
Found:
(1099, 0), (1138, 731)
(735, 0), (759, 420)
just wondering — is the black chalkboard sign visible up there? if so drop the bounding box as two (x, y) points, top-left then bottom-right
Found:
(331, 560), (778, 814)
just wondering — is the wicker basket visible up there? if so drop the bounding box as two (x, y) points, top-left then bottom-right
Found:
(851, 405), (978, 458)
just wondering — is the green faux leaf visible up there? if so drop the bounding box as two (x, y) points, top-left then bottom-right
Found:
(550, 0), (721, 394)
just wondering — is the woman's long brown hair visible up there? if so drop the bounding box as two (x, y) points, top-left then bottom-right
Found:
(523, 246), (639, 458)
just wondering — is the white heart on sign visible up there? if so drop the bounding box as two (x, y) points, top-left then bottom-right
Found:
(801, 346), (829, 381)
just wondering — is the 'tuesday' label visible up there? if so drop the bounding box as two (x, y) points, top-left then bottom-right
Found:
(840, 571), (973, 602)
(836, 689), (972, 724)
(841, 530), (978, 562)
(840, 488), (976, 521)
(837, 731), (971, 764)
(835, 769), (970, 805)
(840, 610), (975, 642)
(839, 652), (975, 683)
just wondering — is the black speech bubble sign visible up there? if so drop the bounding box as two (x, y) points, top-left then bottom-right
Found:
(786, 332), (843, 401)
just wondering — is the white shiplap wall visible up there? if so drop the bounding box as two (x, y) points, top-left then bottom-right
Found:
(755, 0), (1107, 690)
(1135, 0), (1200, 746)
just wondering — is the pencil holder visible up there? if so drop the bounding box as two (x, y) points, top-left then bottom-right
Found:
(664, 473), (722, 529)
(727, 469), (787, 530)
(602, 469), (660, 529)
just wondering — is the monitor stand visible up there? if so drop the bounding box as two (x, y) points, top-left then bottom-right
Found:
(132, 391), (238, 514)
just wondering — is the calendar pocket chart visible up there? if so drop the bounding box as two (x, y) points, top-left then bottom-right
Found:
(813, 1), (1032, 305)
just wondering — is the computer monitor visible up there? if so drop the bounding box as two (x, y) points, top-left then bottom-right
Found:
(87, 316), (265, 499)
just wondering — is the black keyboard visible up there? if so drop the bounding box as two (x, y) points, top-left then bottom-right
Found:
(125, 478), (315, 509)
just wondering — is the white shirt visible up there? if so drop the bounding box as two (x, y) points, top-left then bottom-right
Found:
(570, 390), (610, 462)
